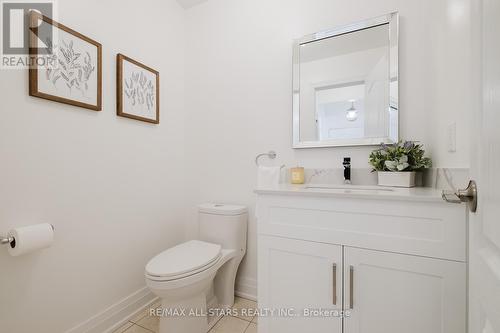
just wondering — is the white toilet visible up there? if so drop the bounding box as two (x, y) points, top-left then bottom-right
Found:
(145, 203), (248, 333)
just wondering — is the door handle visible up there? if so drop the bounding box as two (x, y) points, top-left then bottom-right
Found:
(442, 180), (478, 213)
(349, 265), (354, 309)
(332, 263), (337, 305)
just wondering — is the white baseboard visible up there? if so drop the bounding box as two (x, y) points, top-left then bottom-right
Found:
(65, 286), (157, 333)
(235, 277), (257, 302)
(65, 278), (256, 333)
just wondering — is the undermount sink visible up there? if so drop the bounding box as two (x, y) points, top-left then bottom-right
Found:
(305, 185), (395, 192)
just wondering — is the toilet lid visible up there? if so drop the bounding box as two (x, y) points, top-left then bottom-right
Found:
(146, 240), (222, 278)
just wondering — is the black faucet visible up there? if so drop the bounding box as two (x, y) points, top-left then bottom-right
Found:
(343, 157), (351, 184)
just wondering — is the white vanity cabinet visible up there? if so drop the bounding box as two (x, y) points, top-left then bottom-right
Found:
(258, 236), (343, 333)
(343, 247), (466, 333)
(256, 187), (467, 333)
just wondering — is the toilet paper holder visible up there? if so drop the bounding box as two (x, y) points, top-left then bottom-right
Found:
(0, 235), (14, 245)
(1, 224), (55, 246)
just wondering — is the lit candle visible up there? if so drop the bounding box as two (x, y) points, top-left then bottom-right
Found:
(290, 167), (305, 184)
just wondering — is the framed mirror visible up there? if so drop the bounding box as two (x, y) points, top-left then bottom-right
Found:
(293, 12), (399, 148)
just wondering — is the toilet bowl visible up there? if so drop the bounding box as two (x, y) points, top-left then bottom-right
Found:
(145, 204), (247, 333)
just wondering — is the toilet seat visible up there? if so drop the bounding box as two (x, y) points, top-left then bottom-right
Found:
(146, 240), (222, 282)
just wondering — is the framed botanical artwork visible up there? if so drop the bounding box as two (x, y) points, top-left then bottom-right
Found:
(28, 12), (102, 111)
(116, 54), (159, 124)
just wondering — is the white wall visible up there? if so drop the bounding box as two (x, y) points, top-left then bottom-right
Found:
(184, 0), (474, 293)
(0, 1), (476, 330)
(0, 0), (186, 332)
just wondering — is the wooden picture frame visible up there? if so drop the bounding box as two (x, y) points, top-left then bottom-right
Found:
(116, 54), (160, 124)
(28, 12), (102, 111)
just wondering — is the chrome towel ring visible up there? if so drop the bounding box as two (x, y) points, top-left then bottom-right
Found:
(255, 151), (285, 169)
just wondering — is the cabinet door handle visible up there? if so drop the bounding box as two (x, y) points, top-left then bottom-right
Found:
(349, 265), (354, 309)
(332, 263), (337, 305)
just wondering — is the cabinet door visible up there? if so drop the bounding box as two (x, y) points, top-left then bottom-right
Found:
(343, 247), (466, 333)
(258, 236), (342, 333)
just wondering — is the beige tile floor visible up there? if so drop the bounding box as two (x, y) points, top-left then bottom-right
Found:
(113, 297), (258, 333)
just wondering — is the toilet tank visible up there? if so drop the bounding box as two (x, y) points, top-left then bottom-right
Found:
(198, 203), (248, 254)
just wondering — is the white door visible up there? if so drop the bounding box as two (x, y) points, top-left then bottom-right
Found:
(343, 247), (466, 333)
(468, 0), (500, 332)
(257, 235), (342, 333)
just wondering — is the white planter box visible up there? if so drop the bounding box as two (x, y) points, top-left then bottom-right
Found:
(415, 171), (424, 187)
(378, 171), (416, 188)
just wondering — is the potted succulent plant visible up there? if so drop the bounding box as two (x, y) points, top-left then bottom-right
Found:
(369, 141), (432, 187)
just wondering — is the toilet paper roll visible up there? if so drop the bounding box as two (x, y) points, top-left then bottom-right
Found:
(7, 223), (54, 257)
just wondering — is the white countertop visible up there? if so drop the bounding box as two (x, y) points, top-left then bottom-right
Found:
(254, 184), (451, 203)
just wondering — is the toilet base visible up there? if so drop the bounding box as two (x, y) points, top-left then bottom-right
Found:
(159, 295), (208, 333)
(148, 250), (244, 333)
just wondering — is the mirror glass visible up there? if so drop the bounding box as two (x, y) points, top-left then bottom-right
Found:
(293, 13), (398, 148)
